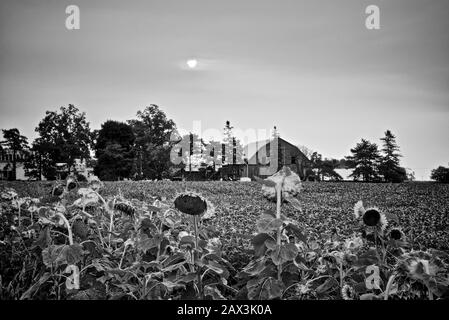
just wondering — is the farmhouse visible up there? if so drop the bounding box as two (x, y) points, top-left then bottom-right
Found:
(221, 137), (312, 181)
(171, 134), (312, 181)
(0, 149), (28, 180)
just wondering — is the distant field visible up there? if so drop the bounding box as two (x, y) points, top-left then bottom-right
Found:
(2, 180), (448, 264)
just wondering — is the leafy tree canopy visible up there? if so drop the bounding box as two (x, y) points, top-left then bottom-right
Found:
(94, 120), (135, 181)
(431, 166), (449, 183)
(0, 128), (29, 180)
(347, 139), (381, 182)
(33, 104), (93, 179)
(128, 105), (177, 180)
(379, 130), (406, 182)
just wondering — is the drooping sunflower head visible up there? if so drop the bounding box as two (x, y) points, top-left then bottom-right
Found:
(261, 166), (302, 202)
(88, 175), (104, 191)
(51, 184), (65, 197)
(344, 236), (364, 252)
(114, 201), (136, 217)
(353, 200), (365, 219)
(1, 188), (18, 200)
(174, 192), (208, 216)
(407, 258), (435, 280)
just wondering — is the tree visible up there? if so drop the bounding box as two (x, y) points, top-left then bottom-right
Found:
(321, 158), (343, 181)
(308, 152), (342, 181)
(310, 152), (323, 180)
(0, 128), (29, 180)
(222, 121), (243, 165)
(34, 104), (93, 179)
(297, 145), (314, 159)
(430, 166), (449, 183)
(171, 132), (202, 171)
(347, 139), (381, 182)
(128, 105), (177, 180)
(378, 130), (407, 182)
(94, 120), (135, 181)
(24, 142), (42, 180)
(406, 168), (416, 181)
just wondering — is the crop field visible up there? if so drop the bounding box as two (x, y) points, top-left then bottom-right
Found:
(1, 179), (448, 300)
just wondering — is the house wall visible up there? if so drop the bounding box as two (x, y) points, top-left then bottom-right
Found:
(247, 138), (311, 180)
(0, 162), (27, 180)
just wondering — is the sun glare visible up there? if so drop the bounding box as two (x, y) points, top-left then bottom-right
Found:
(187, 59), (198, 69)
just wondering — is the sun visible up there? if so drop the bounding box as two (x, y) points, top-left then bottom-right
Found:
(187, 59), (198, 69)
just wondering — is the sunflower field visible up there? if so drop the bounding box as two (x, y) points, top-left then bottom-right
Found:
(0, 170), (448, 300)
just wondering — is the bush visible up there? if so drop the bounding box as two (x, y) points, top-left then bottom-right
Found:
(431, 166), (449, 183)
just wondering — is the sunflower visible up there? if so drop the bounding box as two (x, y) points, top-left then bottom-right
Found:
(397, 251), (438, 282)
(174, 192), (208, 216)
(88, 175), (104, 191)
(389, 228), (404, 240)
(66, 176), (78, 191)
(261, 166), (302, 202)
(1, 188), (18, 200)
(114, 201), (136, 216)
(344, 236), (364, 252)
(406, 258), (436, 281)
(341, 284), (355, 300)
(363, 208), (381, 226)
(51, 184), (65, 197)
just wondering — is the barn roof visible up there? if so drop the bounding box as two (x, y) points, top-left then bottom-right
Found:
(243, 140), (269, 159)
(243, 137), (310, 163)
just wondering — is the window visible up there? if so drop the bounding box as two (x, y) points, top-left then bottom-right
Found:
(291, 156), (296, 164)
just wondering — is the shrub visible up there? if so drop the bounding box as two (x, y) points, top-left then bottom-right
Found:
(431, 166), (449, 183)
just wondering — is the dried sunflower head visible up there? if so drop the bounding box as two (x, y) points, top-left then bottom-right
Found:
(114, 201), (136, 217)
(174, 192), (208, 216)
(261, 166), (302, 202)
(1, 188), (18, 200)
(66, 176), (78, 191)
(341, 284), (355, 300)
(344, 236), (364, 252)
(51, 184), (65, 197)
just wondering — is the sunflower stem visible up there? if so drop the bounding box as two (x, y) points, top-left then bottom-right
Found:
(384, 273), (396, 300)
(276, 182), (283, 282)
(18, 205), (21, 228)
(55, 211), (73, 246)
(339, 261), (344, 288)
(374, 228), (378, 248)
(193, 215), (204, 299)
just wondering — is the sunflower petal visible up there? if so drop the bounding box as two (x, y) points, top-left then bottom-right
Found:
(353, 200), (365, 219)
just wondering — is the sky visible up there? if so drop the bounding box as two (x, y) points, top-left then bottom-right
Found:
(0, 0), (448, 180)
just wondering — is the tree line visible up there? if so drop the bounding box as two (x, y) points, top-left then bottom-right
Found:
(298, 130), (411, 183)
(0, 104), (447, 182)
(0, 104), (244, 181)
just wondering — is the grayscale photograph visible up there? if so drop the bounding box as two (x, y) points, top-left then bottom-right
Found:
(0, 0), (448, 308)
